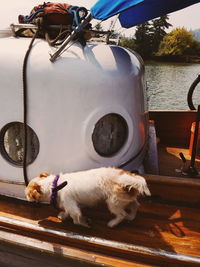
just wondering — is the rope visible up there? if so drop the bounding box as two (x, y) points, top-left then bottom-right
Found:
(187, 74), (200, 110)
(44, 28), (71, 46)
(22, 27), (39, 186)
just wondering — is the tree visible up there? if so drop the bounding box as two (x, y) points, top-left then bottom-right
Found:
(157, 28), (197, 56)
(93, 23), (104, 37)
(150, 15), (172, 54)
(191, 40), (200, 56)
(134, 16), (171, 58)
(108, 20), (120, 39)
(119, 36), (136, 51)
(134, 21), (152, 58)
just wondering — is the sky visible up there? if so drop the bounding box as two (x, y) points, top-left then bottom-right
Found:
(0, 0), (200, 36)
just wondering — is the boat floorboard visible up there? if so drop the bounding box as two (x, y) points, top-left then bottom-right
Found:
(157, 144), (200, 177)
(0, 193), (200, 266)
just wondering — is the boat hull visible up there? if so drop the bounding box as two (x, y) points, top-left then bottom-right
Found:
(0, 37), (148, 187)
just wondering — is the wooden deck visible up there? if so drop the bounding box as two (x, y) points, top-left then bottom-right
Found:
(157, 144), (200, 177)
(1, 175), (200, 267)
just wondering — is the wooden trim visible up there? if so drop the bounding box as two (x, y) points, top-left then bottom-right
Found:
(143, 174), (200, 188)
(0, 228), (140, 267)
(149, 110), (197, 113)
(149, 110), (197, 147)
(0, 179), (25, 185)
(143, 174), (200, 204)
(1, 215), (200, 266)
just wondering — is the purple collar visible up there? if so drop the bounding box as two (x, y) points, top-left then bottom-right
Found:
(50, 175), (67, 208)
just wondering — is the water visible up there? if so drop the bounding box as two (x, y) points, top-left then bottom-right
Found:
(145, 62), (200, 110)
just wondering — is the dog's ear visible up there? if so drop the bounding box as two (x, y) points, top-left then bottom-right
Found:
(25, 182), (42, 202)
(142, 184), (151, 196)
(133, 178), (151, 196)
(39, 172), (49, 178)
(123, 185), (137, 196)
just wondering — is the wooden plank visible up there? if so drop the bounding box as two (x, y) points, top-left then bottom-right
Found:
(143, 174), (200, 204)
(0, 195), (200, 266)
(144, 174), (200, 187)
(1, 214), (200, 267)
(0, 179), (24, 185)
(0, 229), (144, 267)
(0, 239), (97, 267)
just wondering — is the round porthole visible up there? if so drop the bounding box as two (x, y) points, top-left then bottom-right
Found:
(0, 122), (39, 166)
(92, 113), (128, 157)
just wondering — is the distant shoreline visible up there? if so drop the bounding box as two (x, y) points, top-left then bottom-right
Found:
(146, 55), (200, 64)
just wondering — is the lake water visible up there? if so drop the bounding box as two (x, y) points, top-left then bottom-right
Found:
(145, 62), (200, 110)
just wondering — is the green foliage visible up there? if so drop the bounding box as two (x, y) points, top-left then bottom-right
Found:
(150, 15), (172, 54)
(192, 40), (200, 55)
(93, 23), (104, 37)
(112, 15), (200, 61)
(110, 31), (120, 39)
(134, 22), (152, 58)
(134, 16), (171, 58)
(157, 28), (199, 56)
(119, 37), (136, 51)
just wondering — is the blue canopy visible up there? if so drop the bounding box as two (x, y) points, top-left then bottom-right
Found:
(90, 0), (144, 21)
(91, 0), (200, 28)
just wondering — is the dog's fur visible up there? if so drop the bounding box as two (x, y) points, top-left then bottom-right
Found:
(25, 167), (150, 228)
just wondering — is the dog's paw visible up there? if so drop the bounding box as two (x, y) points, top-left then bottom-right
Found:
(80, 217), (92, 228)
(107, 219), (118, 228)
(125, 213), (136, 221)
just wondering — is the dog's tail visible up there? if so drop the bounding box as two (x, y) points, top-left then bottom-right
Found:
(118, 173), (151, 196)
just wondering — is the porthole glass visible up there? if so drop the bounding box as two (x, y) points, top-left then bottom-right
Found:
(0, 122), (39, 166)
(92, 113), (128, 157)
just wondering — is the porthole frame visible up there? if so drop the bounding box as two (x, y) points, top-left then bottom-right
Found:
(0, 121), (40, 167)
(92, 113), (128, 157)
(82, 107), (135, 164)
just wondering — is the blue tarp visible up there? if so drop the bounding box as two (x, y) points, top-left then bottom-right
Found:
(90, 0), (144, 20)
(91, 0), (200, 28)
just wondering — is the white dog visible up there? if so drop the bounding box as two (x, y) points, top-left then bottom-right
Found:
(25, 167), (150, 228)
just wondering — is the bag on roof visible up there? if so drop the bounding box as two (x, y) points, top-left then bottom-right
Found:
(18, 2), (73, 25)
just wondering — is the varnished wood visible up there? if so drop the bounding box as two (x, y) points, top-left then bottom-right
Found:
(144, 174), (200, 204)
(0, 188), (200, 266)
(0, 227), (144, 267)
(149, 110), (197, 147)
(0, 179), (24, 185)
